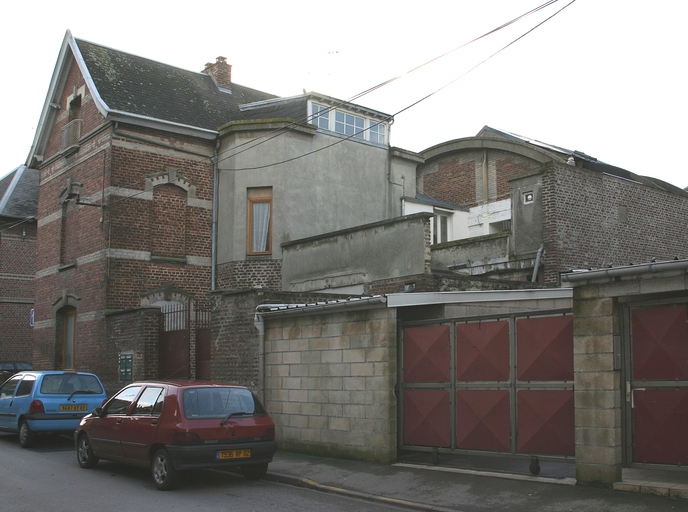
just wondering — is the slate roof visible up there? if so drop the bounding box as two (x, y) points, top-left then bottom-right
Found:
(0, 166), (39, 219)
(75, 39), (278, 131)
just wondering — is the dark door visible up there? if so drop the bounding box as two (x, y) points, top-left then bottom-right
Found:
(630, 304), (688, 465)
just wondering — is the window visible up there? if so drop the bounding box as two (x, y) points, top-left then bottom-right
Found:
(248, 188), (272, 255)
(133, 387), (165, 416)
(182, 387), (265, 420)
(433, 213), (449, 244)
(63, 308), (76, 370)
(310, 103), (386, 144)
(335, 111), (365, 139)
(369, 121), (385, 144)
(312, 103), (329, 129)
(105, 386), (143, 415)
(16, 376), (35, 397)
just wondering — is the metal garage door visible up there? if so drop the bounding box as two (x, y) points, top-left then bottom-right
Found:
(629, 303), (688, 466)
(401, 311), (574, 462)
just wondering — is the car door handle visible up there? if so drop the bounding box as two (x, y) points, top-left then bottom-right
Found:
(151, 419), (158, 425)
(116, 418), (123, 424)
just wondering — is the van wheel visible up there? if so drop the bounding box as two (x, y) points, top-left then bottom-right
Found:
(152, 448), (177, 490)
(19, 420), (36, 448)
(241, 463), (268, 480)
(77, 433), (99, 468)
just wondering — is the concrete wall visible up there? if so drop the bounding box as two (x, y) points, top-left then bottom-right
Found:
(216, 121), (419, 265)
(281, 213), (432, 293)
(263, 305), (398, 462)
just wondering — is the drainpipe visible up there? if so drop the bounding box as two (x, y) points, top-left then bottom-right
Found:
(253, 311), (265, 403)
(211, 139), (220, 291)
(253, 304), (292, 403)
(531, 244), (544, 282)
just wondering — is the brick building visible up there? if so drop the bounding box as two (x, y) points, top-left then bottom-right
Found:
(0, 165), (38, 363)
(26, 32), (278, 392)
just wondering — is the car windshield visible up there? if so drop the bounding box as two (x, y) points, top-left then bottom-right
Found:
(182, 387), (265, 420)
(40, 374), (103, 394)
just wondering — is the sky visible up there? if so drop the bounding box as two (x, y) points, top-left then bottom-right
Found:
(2, 0), (687, 189)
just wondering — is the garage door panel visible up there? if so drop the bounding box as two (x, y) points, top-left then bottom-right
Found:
(456, 321), (509, 382)
(633, 390), (688, 464)
(403, 389), (450, 447)
(517, 316), (573, 382)
(632, 305), (688, 380)
(517, 390), (574, 456)
(403, 326), (450, 383)
(456, 390), (510, 452)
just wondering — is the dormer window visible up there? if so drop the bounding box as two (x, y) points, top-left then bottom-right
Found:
(310, 102), (386, 145)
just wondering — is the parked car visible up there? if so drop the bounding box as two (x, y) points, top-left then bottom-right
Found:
(75, 380), (277, 490)
(0, 370), (107, 447)
(0, 362), (33, 383)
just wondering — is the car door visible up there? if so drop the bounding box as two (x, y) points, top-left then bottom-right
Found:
(7, 375), (36, 430)
(0, 376), (22, 429)
(89, 385), (143, 459)
(120, 386), (165, 462)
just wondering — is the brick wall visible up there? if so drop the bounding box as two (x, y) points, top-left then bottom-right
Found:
(0, 223), (36, 362)
(263, 306), (397, 462)
(105, 307), (161, 395)
(541, 163), (688, 283)
(216, 259), (282, 291)
(418, 149), (541, 207)
(33, 57), (214, 382)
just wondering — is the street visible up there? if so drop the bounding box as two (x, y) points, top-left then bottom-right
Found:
(0, 433), (401, 512)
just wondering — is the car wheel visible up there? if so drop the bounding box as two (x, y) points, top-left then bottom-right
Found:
(76, 433), (99, 468)
(241, 463), (268, 480)
(18, 420), (36, 448)
(151, 448), (177, 490)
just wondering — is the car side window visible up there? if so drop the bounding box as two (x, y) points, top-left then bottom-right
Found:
(104, 386), (143, 415)
(0, 376), (22, 398)
(132, 387), (165, 416)
(15, 376), (35, 397)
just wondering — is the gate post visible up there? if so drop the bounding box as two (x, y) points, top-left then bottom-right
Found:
(572, 285), (622, 486)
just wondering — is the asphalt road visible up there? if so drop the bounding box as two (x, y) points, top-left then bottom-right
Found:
(0, 432), (402, 512)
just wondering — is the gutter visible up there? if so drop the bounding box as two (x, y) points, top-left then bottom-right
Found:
(560, 260), (688, 284)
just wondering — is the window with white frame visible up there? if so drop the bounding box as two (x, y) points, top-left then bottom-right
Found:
(312, 103), (329, 129)
(434, 212), (449, 244)
(310, 103), (385, 144)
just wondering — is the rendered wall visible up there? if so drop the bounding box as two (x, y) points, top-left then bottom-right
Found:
(281, 213), (431, 293)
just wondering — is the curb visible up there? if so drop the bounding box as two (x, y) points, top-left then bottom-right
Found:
(263, 471), (454, 512)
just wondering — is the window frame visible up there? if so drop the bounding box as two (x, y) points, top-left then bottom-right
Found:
(247, 187), (273, 255)
(309, 102), (386, 145)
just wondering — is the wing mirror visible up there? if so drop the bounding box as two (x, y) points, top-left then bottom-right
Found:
(91, 407), (103, 417)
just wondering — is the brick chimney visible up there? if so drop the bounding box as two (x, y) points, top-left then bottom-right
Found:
(202, 56), (232, 89)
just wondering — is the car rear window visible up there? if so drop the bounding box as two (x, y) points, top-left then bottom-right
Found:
(182, 387), (266, 420)
(40, 374), (104, 394)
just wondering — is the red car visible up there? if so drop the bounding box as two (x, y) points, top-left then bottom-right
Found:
(75, 381), (277, 490)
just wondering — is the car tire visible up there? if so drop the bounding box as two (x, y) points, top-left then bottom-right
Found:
(241, 463), (268, 480)
(18, 420), (36, 448)
(151, 448), (177, 490)
(76, 433), (99, 468)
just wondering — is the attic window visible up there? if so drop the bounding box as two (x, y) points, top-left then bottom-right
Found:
(310, 102), (386, 145)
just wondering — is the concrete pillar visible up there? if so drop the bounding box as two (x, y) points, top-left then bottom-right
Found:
(572, 285), (622, 485)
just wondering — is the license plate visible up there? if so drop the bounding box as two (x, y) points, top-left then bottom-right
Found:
(60, 404), (87, 412)
(217, 449), (251, 460)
